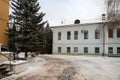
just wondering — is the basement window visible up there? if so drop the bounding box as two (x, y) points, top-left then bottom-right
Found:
(108, 47), (113, 54)
(67, 47), (71, 53)
(117, 47), (120, 54)
(117, 28), (120, 38)
(74, 47), (78, 52)
(58, 47), (61, 53)
(95, 47), (99, 53)
(84, 47), (88, 53)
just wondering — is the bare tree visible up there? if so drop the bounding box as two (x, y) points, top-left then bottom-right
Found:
(106, 0), (120, 24)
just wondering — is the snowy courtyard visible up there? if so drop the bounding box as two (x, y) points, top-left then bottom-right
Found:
(2, 54), (120, 80)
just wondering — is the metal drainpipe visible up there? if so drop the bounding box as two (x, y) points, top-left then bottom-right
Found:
(103, 23), (105, 56)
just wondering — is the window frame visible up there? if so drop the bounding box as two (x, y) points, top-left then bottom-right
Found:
(67, 31), (71, 40)
(58, 47), (61, 53)
(108, 29), (113, 38)
(117, 47), (120, 54)
(74, 47), (78, 52)
(84, 47), (88, 53)
(67, 47), (71, 53)
(84, 30), (88, 39)
(58, 32), (61, 40)
(74, 31), (78, 40)
(95, 30), (100, 39)
(108, 47), (113, 54)
(117, 28), (120, 38)
(95, 47), (100, 53)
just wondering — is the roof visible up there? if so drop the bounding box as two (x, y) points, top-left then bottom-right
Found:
(51, 21), (108, 29)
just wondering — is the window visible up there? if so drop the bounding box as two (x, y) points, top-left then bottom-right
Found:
(58, 32), (61, 40)
(117, 47), (120, 54)
(108, 47), (113, 54)
(95, 47), (99, 53)
(58, 47), (61, 53)
(109, 29), (113, 38)
(67, 31), (71, 40)
(74, 31), (78, 40)
(74, 47), (78, 52)
(84, 47), (88, 53)
(67, 47), (71, 53)
(84, 30), (88, 39)
(95, 30), (100, 39)
(117, 28), (120, 38)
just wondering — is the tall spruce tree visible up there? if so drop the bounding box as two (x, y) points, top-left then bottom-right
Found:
(10, 0), (46, 58)
(43, 23), (53, 54)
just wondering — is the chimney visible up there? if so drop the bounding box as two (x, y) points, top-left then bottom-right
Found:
(102, 14), (106, 20)
(61, 18), (65, 24)
(61, 20), (63, 24)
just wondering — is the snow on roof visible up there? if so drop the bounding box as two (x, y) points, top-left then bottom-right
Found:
(51, 20), (108, 28)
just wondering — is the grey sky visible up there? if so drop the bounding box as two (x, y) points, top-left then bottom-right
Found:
(39, 0), (106, 26)
(10, 0), (107, 26)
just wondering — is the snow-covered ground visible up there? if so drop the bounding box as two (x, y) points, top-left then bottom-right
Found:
(40, 55), (120, 80)
(1, 57), (46, 80)
(1, 55), (120, 80)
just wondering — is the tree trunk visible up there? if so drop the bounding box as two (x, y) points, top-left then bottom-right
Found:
(25, 51), (28, 59)
(13, 52), (16, 60)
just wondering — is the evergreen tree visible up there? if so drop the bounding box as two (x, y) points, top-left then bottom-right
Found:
(35, 23), (44, 54)
(10, 0), (46, 58)
(43, 23), (53, 54)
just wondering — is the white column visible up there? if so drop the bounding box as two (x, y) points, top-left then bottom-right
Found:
(104, 25), (108, 54)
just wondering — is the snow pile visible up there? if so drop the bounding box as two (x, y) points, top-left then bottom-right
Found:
(1, 57), (46, 80)
(28, 57), (46, 69)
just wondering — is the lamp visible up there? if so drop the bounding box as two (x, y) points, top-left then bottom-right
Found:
(7, 15), (16, 60)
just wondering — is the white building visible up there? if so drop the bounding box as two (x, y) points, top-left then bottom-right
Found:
(51, 22), (120, 55)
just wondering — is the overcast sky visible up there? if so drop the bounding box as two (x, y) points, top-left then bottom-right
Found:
(39, 0), (106, 26)
(10, 0), (107, 26)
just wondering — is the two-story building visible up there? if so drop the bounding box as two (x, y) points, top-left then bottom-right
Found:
(51, 21), (120, 55)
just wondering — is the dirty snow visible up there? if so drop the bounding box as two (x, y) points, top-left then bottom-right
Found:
(40, 55), (120, 80)
(1, 55), (120, 80)
(1, 57), (46, 80)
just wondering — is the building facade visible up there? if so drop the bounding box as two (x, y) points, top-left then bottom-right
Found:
(0, 0), (9, 47)
(51, 22), (120, 55)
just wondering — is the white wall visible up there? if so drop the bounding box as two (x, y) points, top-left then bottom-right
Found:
(107, 26), (120, 54)
(52, 23), (120, 54)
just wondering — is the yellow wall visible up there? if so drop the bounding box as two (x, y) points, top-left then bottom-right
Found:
(0, 0), (9, 47)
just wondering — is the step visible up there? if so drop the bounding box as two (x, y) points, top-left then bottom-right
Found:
(2, 70), (10, 75)
(0, 64), (4, 67)
(0, 66), (6, 70)
(7, 71), (14, 76)
(0, 70), (13, 79)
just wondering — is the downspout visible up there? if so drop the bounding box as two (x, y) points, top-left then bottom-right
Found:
(103, 23), (105, 56)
